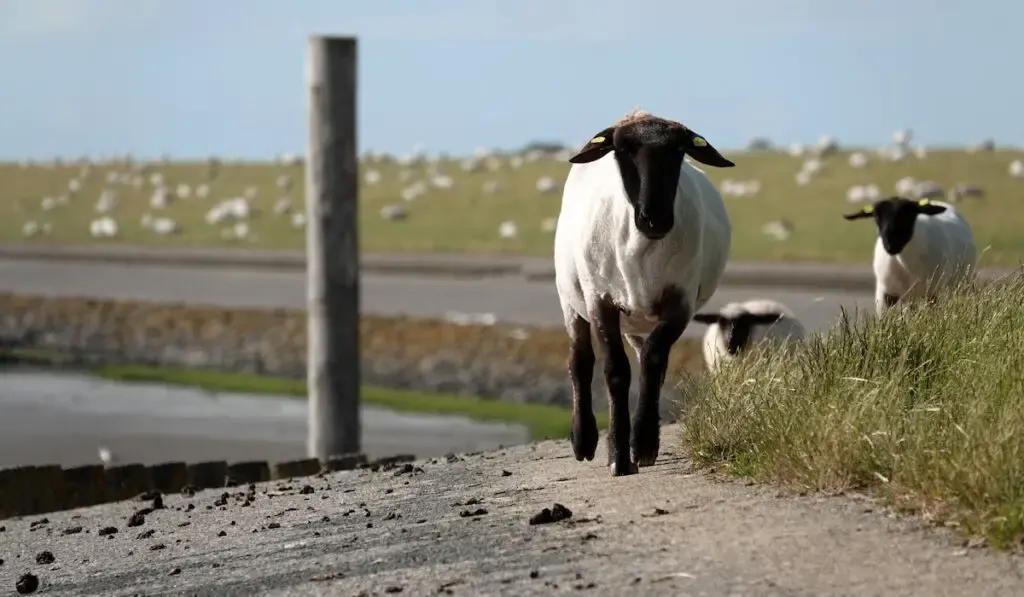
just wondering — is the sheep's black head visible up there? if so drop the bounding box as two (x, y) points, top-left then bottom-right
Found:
(693, 311), (785, 355)
(842, 196), (947, 255)
(568, 115), (734, 241)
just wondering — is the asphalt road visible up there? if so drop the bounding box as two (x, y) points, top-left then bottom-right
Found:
(0, 369), (528, 469)
(3, 428), (1022, 596)
(0, 258), (875, 337)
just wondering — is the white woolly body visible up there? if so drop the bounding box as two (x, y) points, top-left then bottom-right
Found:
(554, 152), (732, 345)
(700, 299), (807, 372)
(871, 200), (977, 314)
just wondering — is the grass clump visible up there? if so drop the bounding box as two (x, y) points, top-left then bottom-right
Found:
(680, 270), (1024, 547)
(93, 364), (607, 442)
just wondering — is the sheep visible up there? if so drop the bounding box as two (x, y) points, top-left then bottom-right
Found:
(498, 221), (518, 239)
(553, 108), (735, 477)
(842, 197), (977, 315)
(692, 299), (807, 372)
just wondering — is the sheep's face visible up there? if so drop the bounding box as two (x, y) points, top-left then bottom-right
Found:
(693, 311), (785, 355)
(842, 197), (947, 255)
(568, 116), (735, 241)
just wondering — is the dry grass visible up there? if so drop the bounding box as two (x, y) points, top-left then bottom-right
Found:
(2, 148), (1024, 265)
(680, 270), (1024, 547)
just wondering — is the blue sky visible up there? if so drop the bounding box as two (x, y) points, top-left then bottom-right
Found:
(0, 0), (1020, 159)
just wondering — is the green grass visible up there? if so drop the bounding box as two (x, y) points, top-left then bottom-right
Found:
(92, 363), (607, 442)
(680, 270), (1024, 548)
(3, 147), (1024, 265)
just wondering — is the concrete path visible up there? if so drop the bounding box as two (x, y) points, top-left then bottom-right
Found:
(0, 370), (528, 469)
(0, 257), (875, 338)
(2, 427), (1021, 596)
(0, 242), (1015, 291)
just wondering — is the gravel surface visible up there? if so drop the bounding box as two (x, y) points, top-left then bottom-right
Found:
(2, 426), (1023, 596)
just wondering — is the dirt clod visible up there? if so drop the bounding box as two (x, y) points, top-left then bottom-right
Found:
(98, 526), (118, 536)
(15, 573), (39, 594)
(34, 551), (55, 565)
(460, 508), (488, 518)
(127, 508), (153, 527)
(529, 503), (573, 525)
(137, 529), (155, 540)
(61, 526), (83, 535)
(299, 485), (315, 495)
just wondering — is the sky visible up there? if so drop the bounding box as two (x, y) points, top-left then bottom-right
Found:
(0, 0), (1021, 159)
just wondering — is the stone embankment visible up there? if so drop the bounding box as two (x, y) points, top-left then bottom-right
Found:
(0, 292), (705, 409)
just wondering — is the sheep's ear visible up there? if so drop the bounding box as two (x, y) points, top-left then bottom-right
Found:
(915, 199), (947, 216)
(683, 129), (735, 168)
(568, 127), (616, 164)
(843, 204), (875, 220)
(693, 313), (722, 325)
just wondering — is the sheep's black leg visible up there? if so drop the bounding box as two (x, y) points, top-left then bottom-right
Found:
(883, 293), (900, 308)
(568, 312), (598, 462)
(594, 297), (635, 476)
(632, 288), (688, 467)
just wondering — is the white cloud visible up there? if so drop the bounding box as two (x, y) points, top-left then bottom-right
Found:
(0, 0), (167, 41)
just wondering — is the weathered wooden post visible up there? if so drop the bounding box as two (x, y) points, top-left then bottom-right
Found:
(305, 35), (361, 460)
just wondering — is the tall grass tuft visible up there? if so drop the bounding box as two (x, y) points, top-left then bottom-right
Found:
(680, 270), (1024, 547)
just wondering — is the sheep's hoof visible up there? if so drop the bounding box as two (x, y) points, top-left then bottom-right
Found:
(570, 413), (599, 462)
(609, 461), (639, 476)
(631, 425), (661, 467)
(633, 451), (659, 468)
(631, 442), (660, 467)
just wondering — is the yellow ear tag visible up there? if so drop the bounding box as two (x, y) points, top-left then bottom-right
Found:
(590, 136), (606, 144)
(692, 136), (708, 147)
(862, 205), (874, 214)
(918, 199), (930, 206)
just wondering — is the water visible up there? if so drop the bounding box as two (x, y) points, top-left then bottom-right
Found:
(0, 368), (529, 468)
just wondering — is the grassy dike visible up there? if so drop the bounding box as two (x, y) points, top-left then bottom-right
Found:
(680, 270), (1024, 548)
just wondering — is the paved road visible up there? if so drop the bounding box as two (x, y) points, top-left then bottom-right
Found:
(0, 369), (528, 469)
(3, 427), (1022, 596)
(0, 258), (875, 338)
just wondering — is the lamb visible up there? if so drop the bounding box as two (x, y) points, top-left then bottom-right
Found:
(553, 108), (735, 477)
(692, 299), (807, 372)
(842, 197), (977, 315)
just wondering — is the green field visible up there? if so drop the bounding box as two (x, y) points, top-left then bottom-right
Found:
(2, 148), (1023, 265)
(681, 271), (1024, 547)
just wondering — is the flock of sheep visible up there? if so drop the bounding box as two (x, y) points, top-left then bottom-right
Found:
(13, 115), (1023, 250)
(14, 148), (568, 244)
(18, 155), (310, 243)
(553, 108), (982, 477)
